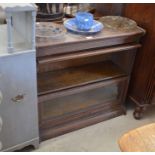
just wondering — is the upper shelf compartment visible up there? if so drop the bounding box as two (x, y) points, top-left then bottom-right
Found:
(38, 60), (126, 95)
(0, 3), (37, 55)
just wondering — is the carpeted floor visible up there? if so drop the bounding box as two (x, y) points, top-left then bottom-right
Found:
(32, 104), (155, 152)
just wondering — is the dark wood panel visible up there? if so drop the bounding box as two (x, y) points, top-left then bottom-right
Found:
(36, 21), (144, 57)
(152, 94), (155, 104)
(37, 34), (144, 57)
(40, 84), (120, 121)
(38, 76), (128, 103)
(36, 25), (144, 49)
(37, 44), (141, 73)
(123, 4), (155, 118)
(40, 101), (121, 129)
(151, 86), (155, 104)
(152, 95), (155, 104)
(40, 103), (125, 141)
(124, 4), (155, 104)
(38, 43), (141, 64)
(39, 76), (128, 141)
(93, 3), (124, 16)
(38, 61), (126, 95)
(111, 49), (137, 74)
(38, 53), (111, 73)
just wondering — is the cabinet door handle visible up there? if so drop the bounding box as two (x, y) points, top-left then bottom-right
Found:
(0, 116), (3, 132)
(0, 91), (2, 104)
(11, 94), (25, 103)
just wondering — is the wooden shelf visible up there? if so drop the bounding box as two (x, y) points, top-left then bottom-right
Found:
(38, 60), (126, 95)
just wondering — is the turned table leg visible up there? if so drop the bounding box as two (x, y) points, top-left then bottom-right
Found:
(133, 106), (146, 119)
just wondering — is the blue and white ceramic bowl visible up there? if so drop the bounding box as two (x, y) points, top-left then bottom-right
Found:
(75, 12), (94, 31)
(64, 18), (104, 35)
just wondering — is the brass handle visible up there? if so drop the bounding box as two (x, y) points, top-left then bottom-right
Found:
(11, 94), (25, 103)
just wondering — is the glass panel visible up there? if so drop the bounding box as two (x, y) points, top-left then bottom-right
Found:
(42, 82), (121, 120)
(38, 61), (125, 95)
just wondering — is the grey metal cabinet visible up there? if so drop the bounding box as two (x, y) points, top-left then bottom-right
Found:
(0, 52), (39, 151)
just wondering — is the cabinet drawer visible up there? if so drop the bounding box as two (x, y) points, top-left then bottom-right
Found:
(39, 76), (128, 140)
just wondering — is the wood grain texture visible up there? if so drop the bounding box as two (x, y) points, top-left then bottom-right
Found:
(36, 26), (144, 48)
(37, 20), (144, 140)
(37, 43), (141, 64)
(123, 4), (155, 118)
(40, 81), (122, 121)
(38, 61), (125, 95)
(36, 25), (145, 57)
(124, 4), (155, 104)
(93, 3), (124, 16)
(152, 89), (155, 104)
(38, 76), (128, 102)
(39, 77), (128, 140)
(119, 123), (155, 152)
(40, 103), (125, 141)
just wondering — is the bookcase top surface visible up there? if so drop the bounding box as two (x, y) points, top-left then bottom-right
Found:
(36, 22), (145, 48)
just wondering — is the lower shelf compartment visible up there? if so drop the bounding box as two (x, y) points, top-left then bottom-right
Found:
(39, 76), (128, 141)
(40, 103), (125, 141)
